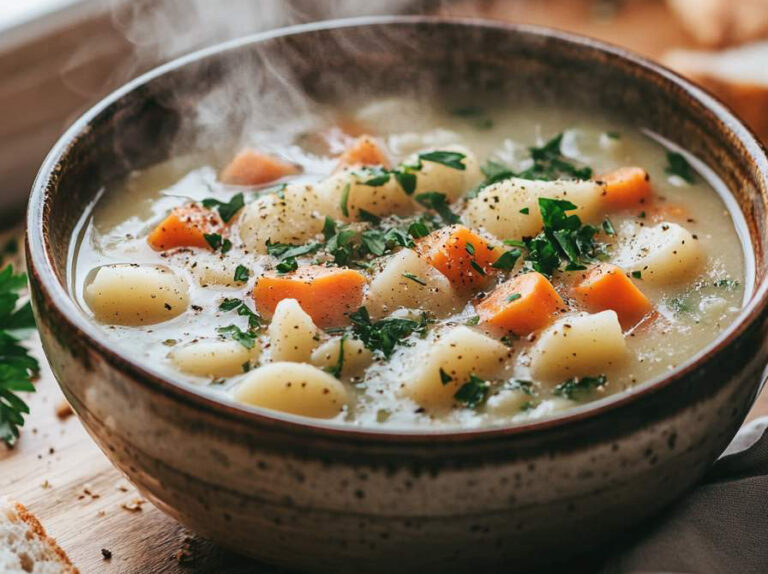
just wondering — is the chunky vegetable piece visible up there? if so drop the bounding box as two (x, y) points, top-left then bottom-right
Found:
(403, 326), (508, 410)
(84, 264), (189, 325)
(253, 266), (366, 328)
(316, 169), (414, 221)
(147, 205), (223, 251)
(531, 311), (627, 381)
(599, 167), (652, 210)
(234, 362), (348, 418)
(571, 263), (652, 328)
(268, 298), (320, 362)
(410, 145), (483, 202)
(220, 149), (299, 185)
(336, 135), (391, 169)
(239, 184), (325, 252)
(365, 249), (462, 318)
(613, 221), (703, 284)
(171, 339), (259, 378)
(477, 272), (563, 334)
(416, 225), (498, 290)
(464, 178), (604, 240)
(311, 337), (373, 378)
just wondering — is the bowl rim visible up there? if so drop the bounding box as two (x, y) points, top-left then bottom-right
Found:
(26, 15), (768, 444)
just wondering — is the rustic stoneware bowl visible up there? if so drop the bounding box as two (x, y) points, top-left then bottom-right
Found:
(26, 17), (768, 573)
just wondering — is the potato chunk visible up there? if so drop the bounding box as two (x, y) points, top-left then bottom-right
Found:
(464, 178), (604, 240)
(613, 221), (704, 284)
(268, 299), (319, 363)
(410, 145), (482, 202)
(530, 311), (627, 381)
(84, 264), (189, 326)
(315, 168), (414, 221)
(402, 327), (509, 410)
(310, 337), (373, 378)
(171, 339), (259, 378)
(239, 183), (324, 253)
(234, 362), (348, 418)
(365, 249), (462, 318)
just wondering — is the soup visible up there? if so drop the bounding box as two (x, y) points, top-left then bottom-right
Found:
(71, 98), (747, 429)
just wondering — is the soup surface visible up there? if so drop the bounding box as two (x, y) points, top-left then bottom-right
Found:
(71, 98), (747, 429)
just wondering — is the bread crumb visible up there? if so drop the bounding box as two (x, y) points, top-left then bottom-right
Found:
(55, 400), (74, 420)
(121, 498), (146, 512)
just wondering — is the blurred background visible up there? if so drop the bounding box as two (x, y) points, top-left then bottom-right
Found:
(3, 0), (767, 223)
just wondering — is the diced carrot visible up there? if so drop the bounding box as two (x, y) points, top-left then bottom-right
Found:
(220, 149), (299, 185)
(336, 135), (391, 170)
(599, 167), (652, 210)
(253, 265), (367, 328)
(571, 263), (652, 328)
(646, 202), (691, 223)
(476, 272), (564, 335)
(147, 204), (223, 251)
(416, 225), (498, 290)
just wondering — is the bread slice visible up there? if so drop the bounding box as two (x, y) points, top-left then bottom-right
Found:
(0, 497), (78, 574)
(663, 42), (768, 142)
(667, 0), (768, 47)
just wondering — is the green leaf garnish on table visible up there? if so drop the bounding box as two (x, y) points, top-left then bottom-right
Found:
(0, 265), (39, 447)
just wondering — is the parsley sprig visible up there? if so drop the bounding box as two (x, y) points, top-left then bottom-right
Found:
(0, 266), (39, 446)
(553, 375), (607, 400)
(202, 192), (245, 222)
(347, 307), (430, 358)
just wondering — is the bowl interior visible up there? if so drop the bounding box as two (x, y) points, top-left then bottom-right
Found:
(29, 17), (768, 435)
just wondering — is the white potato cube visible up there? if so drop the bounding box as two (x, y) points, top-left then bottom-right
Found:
(402, 326), (509, 410)
(84, 264), (189, 326)
(310, 337), (373, 378)
(315, 168), (414, 221)
(613, 221), (703, 284)
(531, 311), (627, 381)
(171, 339), (259, 378)
(365, 249), (463, 318)
(233, 362), (348, 418)
(239, 183), (324, 253)
(410, 145), (483, 202)
(268, 299), (319, 363)
(185, 251), (241, 288)
(464, 177), (604, 240)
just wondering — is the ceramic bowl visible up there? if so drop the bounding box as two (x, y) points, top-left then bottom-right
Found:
(25, 17), (768, 573)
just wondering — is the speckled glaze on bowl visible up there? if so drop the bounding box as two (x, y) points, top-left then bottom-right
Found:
(26, 17), (768, 573)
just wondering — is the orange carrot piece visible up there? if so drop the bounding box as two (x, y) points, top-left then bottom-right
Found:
(220, 149), (299, 185)
(336, 135), (391, 170)
(253, 265), (367, 328)
(416, 225), (498, 290)
(147, 204), (223, 251)
(599, 167), (652, 210)
(476, 272), (564, 335)
(571, 263), (652, 328)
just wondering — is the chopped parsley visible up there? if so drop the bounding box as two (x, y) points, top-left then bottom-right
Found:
(553, 375), (607, 401)
(348, 307), (430, 358)
(340, 183), (350, 217)
(0, 265), (38, 446)
(203, 233), (232, 253)
(665, 151), (695, 183)
(491, 249), (521, 271)
(454, 374), (490, 408)
(418, 150), (467, 171)
(218, 297), (243, 311)
(217, 324), (258, 349)
(233, 265), (250, 283)
(522, 197), (603, 275)
(602, 218), (616, 236)
(402, 273), (427, 286)
(439, 368), (453, 385)
(469, 260), (487, 276)
(465, 315), (480, 326)
(505, 379), (535, 396)
(202, 192), (245, 222)
(713, 278), (739, 289)
(414, 192), (459, 225)
(218, 298), (261, 329)
(324, 334), (347, 379)
(266, 240), (322, 273)
(631, 270), (642, 279)
(506, 293), (522, 303)
(519, 207), (530, 215)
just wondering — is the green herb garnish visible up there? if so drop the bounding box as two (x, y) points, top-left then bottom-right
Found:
(491, 249), (521, 271)
(233, 265), (250, 283)
(506, 293), (522, 303)
(324, 334), (347, 379)
(439, 368), (453, 385)
(0, 266), (38, 446)
(202, 192), (245, 222)
(217, 324), (257, 349)
(666, 151), (695, 183)
(415, 192), (459, 225)
(602, 218), (615, 236)
(402, 273), (427, 286)
(553, 375), (607, 401)
(418, 150), (467, 171)
(340, 183), (350, 217)
(348, 307), (430, 358)
(454, 374), (490, 408)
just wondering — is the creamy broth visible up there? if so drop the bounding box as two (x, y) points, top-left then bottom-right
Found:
(71, 99), (747, 429)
